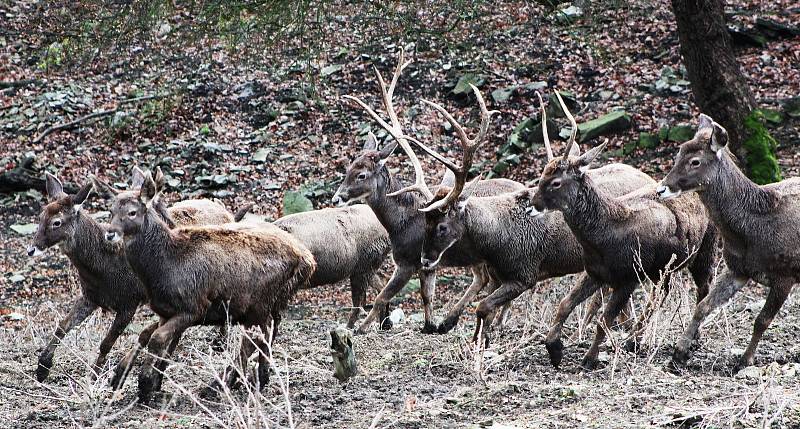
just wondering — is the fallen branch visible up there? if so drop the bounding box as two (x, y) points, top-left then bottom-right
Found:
(0, 79), (41, 90)
(0, 156), (79, 195)
(32, 93), (168, 144)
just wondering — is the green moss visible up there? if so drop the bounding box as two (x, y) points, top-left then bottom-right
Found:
(742, 109), (782, 185)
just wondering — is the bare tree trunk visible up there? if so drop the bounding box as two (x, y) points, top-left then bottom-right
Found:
(671, 0), (758, 167)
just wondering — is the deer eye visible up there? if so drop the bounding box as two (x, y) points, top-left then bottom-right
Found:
(550, 179), (562, 189)
(51, 219), (62, 228)
(127, 209), (138, 218)
(357, 172), (368, 181)
(690, 158), (701, 167)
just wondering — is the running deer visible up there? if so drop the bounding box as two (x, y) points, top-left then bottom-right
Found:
(529, 111), (717, 370)
(334, 49), (524, 334)
(94, 171), (315, 403)
(410, 91), (657, 343)
(658, 114), (799, 370)
(26, 169), (234, 383)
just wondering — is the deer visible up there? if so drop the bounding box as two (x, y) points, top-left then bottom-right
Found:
(657, 114), (800, 370)
(26, 169), (235, 384)
(272, 205), (391, 328)
(333, 49), (525, 335)
(409, 90), (658, 345)
(528, 107), (718, 370)
(93, 170), (315, 403)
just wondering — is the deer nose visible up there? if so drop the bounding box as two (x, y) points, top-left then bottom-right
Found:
(331, 194), (343, 206)
(656, 185), (668, 195)
(105, 231), (117, 241)
(26, 245), (37, 257)
(421, 258), (435, 269)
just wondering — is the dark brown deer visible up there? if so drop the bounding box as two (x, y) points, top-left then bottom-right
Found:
(658, 114), (800, 370)
(272, 205), (391, 328)
(26, 170), (234, 383)
(411, 91), (657, 342)
(334, 49), (524, 334)
(94, 171), (315, 403)
(530, 114), (717, 370)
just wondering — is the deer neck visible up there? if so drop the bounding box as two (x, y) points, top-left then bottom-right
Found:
(62, 211), (117, 274)
(700, 150), (778, 238)
(366, 166), (424, 236)
(124, 210), (175, 286)
(561, 176), (628, 244)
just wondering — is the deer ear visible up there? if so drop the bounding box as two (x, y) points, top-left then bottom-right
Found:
(363, 132), (379, 151)
(378, 140), (397, 163)
(710, 122), (728, 154)
(456, 175), (482, 212)
(71, 181), (93, 211)
(153, 166), (165, 192)
(575, 141), (607, 174)
(45, 172), (66, 201)
(139, 172), (157, 203)
(131, 166), (147, 190)
(91, 176), (118, 200)
(698, 114), (714, 131)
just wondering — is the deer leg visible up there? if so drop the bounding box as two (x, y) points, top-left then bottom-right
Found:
(438, 265), (490, 334)
(254, 312), (281, 390)
(689, 226), (718, 303)
(624, 274), (673, 353)
(544, 275), (602, 368)
(91, 308), (136, 379)
(737, 281), (792, 370)
(672, 268), (748, 368)
(37, 296), (97, 382)
(111, 320), (160, 390)
(356, 264), (415, 335)
(581, 284), (635, 370)
(582, 286), (605, 327)
(347, 273), (370, 329)
(491, 302), (513, 332)
(474, 280), (530, 347)
(419, 270), (438, 334)
(138, 314), (194, 403)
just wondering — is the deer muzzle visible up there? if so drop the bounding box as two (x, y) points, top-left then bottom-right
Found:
(26, 245), (43, 257)
(105, 231), (121, 242)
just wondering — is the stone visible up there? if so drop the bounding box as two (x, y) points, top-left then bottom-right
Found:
(577, 111), (632, 142)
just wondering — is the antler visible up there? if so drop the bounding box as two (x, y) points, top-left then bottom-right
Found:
(341, 48), (433, 201)
(409, 84), (498, 212)
(536, 92), (554, 161)
(554, 91), (578, 160)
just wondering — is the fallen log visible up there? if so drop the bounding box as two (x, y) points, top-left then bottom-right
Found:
(0, 157), (78, 195)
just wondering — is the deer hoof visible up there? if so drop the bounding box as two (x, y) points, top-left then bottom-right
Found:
(672, 348), (690, 367)
(545, 339), (564, 368)
(35, 356), (53, 382)
(733, 356), (754, 373)
(623, 339), (640, 353)
(580, 356), (599, 371)
(437, 318), (458, 334)
(379, 318), (393, 331)
(421, 322), (437, 335)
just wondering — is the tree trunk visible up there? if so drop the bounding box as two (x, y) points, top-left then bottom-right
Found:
(671, 0), (757, 167)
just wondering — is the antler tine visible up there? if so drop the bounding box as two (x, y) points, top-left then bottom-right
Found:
(536, 91), (554, 161)
(418, 84), (496, 212)
(554, 91), (578, 160)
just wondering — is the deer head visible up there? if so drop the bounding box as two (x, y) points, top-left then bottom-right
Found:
(93, 167), (158, 242)
(657, 114), (729, 199)
(530, 142), (607, 216)
(332, 133), (397, 206)
(27, 173), (93, 257)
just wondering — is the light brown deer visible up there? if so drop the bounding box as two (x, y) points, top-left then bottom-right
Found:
(94, 171), (315, 403)
(659, 114), (800, 370)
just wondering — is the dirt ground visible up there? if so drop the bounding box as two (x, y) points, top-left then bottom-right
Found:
(1, 239), (799, 428)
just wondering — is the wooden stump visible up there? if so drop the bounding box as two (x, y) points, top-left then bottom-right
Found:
(330, 326), (357, 382)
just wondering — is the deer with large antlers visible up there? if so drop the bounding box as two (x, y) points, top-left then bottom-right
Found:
(412, 91), (658, 344)
(334, 49), (524, 334)
(659, 114), (800, 370)
(529, 105), (718, 370)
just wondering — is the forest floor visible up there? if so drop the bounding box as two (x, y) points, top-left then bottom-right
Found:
(2, 0), (800, 427)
